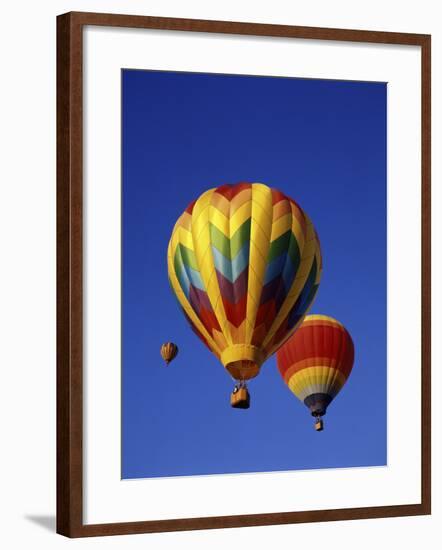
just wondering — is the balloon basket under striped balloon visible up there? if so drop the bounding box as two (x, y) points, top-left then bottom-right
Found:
(314, 418), (324, 431)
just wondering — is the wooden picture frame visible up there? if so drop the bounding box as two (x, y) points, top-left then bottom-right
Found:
(57, 11), (431, 537)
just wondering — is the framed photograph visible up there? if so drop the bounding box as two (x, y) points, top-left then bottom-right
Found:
(57, 11), (431, 537)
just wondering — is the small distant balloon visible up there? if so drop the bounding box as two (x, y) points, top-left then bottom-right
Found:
(160, 342), (178, 365)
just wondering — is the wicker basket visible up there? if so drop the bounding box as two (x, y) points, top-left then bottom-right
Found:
(314, 418), (324, 431)
(230, 387), (250, 409)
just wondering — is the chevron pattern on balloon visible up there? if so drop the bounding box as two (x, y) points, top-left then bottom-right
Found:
(167, 182), (322, 381)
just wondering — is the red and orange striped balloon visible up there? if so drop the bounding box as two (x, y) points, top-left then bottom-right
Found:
(276, 314), (354, 425)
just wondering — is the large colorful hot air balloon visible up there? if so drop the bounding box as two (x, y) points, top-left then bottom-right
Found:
(276, 314), (354, 430)
(167, 182), (322, 406)
(160, 342), (179, 365)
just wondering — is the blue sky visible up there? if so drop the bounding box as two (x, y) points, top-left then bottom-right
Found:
(122, 69), (386, 479)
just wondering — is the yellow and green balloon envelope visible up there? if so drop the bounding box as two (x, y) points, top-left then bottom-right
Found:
(276, 314), (355, 430)
(167, 182), (322, 397)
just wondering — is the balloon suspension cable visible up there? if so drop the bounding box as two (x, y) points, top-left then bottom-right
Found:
(232, 379), (246, 390)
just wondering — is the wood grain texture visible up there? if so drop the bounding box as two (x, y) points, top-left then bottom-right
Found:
(420, 36), (431, 516)
(56, 11), (431, 538)
(56, 12), (83, 537)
